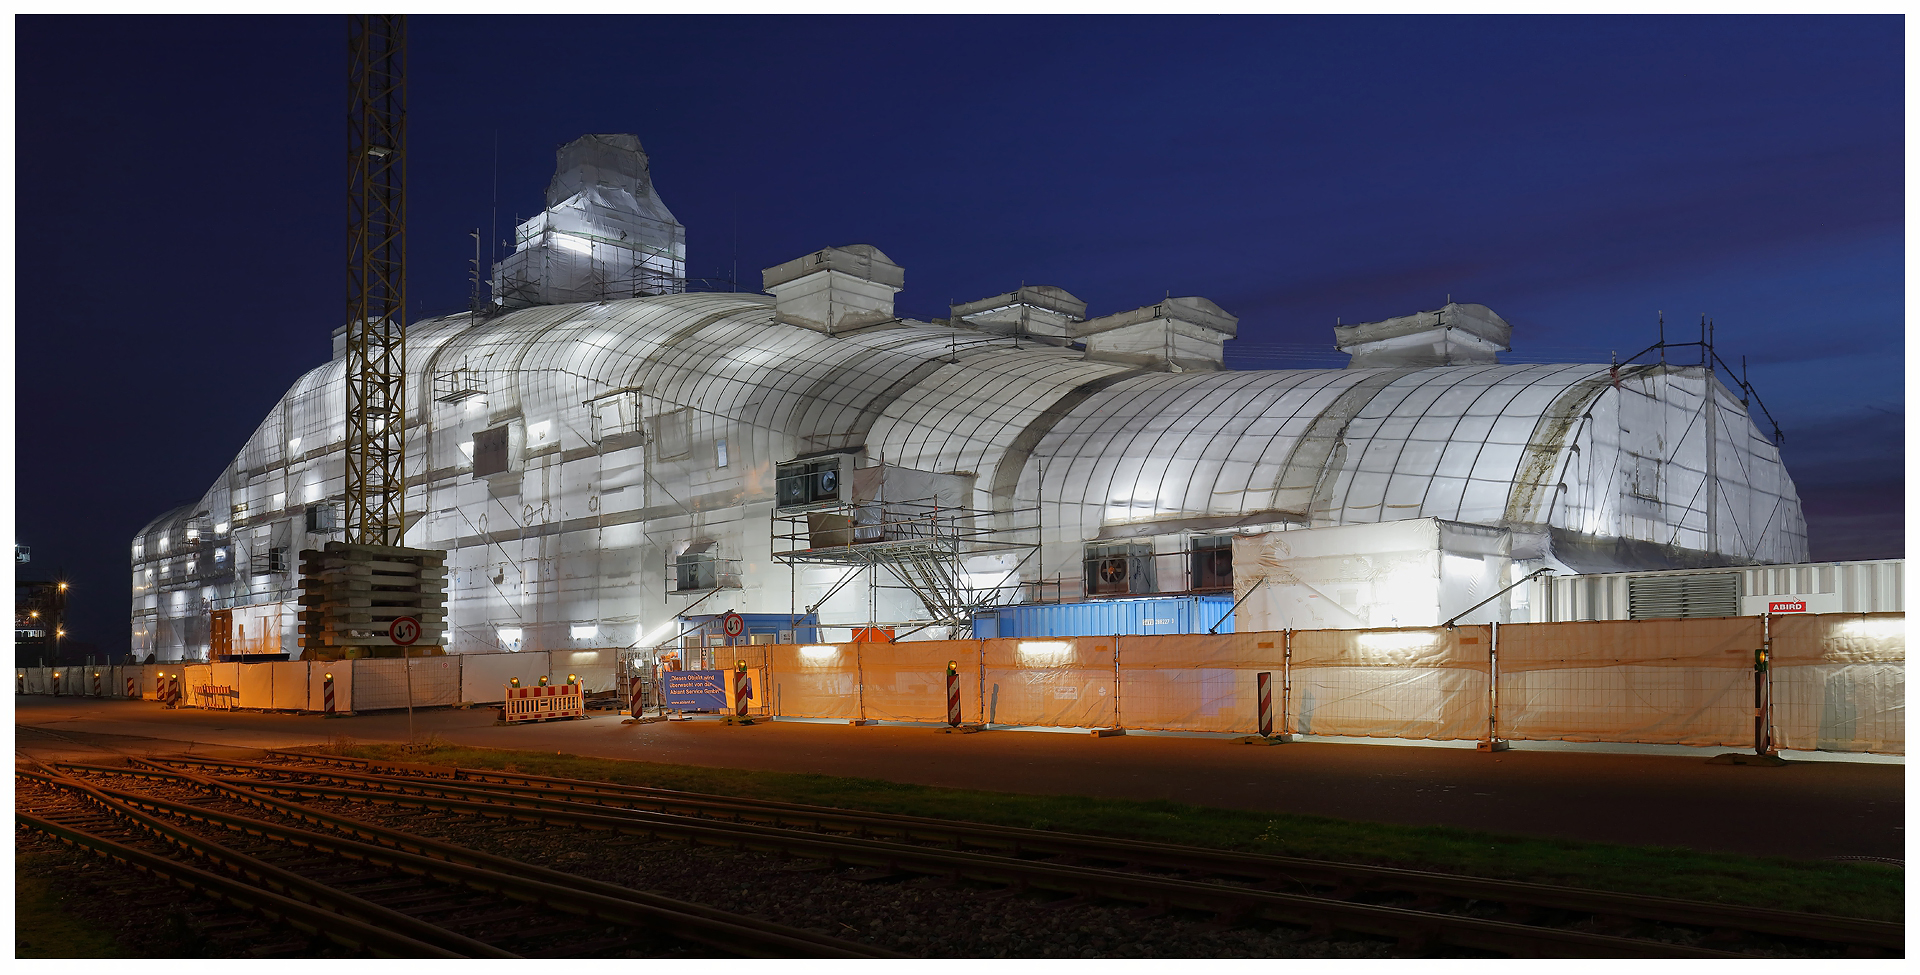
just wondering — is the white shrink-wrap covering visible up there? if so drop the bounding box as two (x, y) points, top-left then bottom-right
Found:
(1234, 520), (1513, 631)
(1496, 617), (1758, 747)
(1769, 613), (1904, 754)
(1287, 626), (1491, 740)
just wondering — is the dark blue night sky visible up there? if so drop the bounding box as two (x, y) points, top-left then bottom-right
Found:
(14, 15), (1903, 650)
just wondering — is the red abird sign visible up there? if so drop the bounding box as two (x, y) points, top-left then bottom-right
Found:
(1767, 601), (1807, 614)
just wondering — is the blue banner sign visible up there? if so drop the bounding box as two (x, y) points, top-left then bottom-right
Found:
(663, 670), (729, 710)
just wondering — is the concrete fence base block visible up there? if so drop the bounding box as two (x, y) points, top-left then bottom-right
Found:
(1476, 739), (1511, 752)
(1236, 734), (1292, 745)
(939, 724), (985, 734)
(1088, 727), (1126, 737)
(1707, 752), (1790, 766)
(848, 718), (875, 726)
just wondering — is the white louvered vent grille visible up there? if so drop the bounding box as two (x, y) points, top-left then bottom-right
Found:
(1627, 573), (1740, 620)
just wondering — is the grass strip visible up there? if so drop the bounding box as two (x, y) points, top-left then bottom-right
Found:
(14, 852), (131, 958)
(328, 741), (1901, 922)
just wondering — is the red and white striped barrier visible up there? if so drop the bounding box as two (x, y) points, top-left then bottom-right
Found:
(93, 672), (102, 697)
(125, 675), (135, 699)
(155, 674), (167, 705)
(733, 664), (750, 717)
(627, 676), (644, 716)
(198, 685), (235, 710)
(1256, 671), (1274, 738)
(51, 672), (61, 696)
(946, 661), (961, 727)
(323, 673), (337, 715)
(502, 682), (585, 723)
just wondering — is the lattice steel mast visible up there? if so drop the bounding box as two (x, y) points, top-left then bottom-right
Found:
(345, 15), (407, 545)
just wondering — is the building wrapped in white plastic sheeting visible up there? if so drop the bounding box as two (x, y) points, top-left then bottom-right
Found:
(129, 134), (1807, 663)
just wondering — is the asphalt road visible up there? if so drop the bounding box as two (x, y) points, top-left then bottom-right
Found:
(12, 696), (1903, 861)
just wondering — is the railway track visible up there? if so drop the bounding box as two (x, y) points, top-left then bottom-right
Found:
(62, 751), (1901, 958)
(16, 763), (890, 959)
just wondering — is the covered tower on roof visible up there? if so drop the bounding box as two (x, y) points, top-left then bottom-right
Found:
(491, 134), (687, 308)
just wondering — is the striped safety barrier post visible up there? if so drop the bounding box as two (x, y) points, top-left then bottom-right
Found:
(323, 672), (336, 716)
(946, 660), (961, 727)
(1256, 671), (1274, 738)
(734, 661), (750, 717)
(51, 672), (61, 697)
(155, 674), (166, 704)
(628, 676), (644, 716)
(169, 674), (181, 707)
(126, 675), (135, 699)
(93, 671), (102, 697)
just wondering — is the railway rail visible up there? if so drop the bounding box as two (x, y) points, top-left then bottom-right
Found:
(16, 763), (889, 959)
(56, 751), (1901, 958)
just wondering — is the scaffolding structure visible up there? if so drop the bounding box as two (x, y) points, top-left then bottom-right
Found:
(345, 14), (408, 547)
(773, 497), (1039, 640)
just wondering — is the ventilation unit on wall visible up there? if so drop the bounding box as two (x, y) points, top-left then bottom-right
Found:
(1627, 572), (1739, 619)
(775, 455), (847, 510)
(1085, 542), (1156, 596)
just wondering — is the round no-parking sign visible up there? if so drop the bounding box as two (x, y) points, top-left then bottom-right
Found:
(390, 616), (422, 646)
(721, 612), (746, 638)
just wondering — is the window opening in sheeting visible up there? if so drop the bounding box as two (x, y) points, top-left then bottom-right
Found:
(1627, 573), (1738, 619)
(1085, 541), (1156, 595)
(716, 438), (728, 468)
(653, 408), (690, 459)
(1189, 535), (1232, 591)
(473, 425), (510, 477)
(304, 502), (339, 534)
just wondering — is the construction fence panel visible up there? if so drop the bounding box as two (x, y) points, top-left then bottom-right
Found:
(268, 662), (309, 709)
(980, 638), (1116, 729)
(856, 641), (973, 723)
(346, 659), (410, 711)
(719, 646), (772, 715)
(1287, 626), (1490, 741)
(552, 649), (619, 692)
(1117, 632), (1283, 734)
(182, 665), (214, 707)
(128, 665), (151, 698)
(311, 664), (350, 712)
(209, 663), (241, 705)
(1769, 613), (1904, 755)
(1496, 617), (1758, 747)
(460, 651), (548, 703)
(233, 663), (271, 708)
(21, 668), (49, 695)
(767, 644), (860, 720)
(408, 656), (462, 708)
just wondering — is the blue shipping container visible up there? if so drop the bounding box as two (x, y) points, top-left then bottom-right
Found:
(972, 595), (1234, 639)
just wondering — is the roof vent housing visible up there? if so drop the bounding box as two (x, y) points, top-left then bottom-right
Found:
(1074, 296), (1238, 372)
(951, 286), (1087, 342)
(1335, 302), (1510, 369)
(763, 245), (904, 335)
